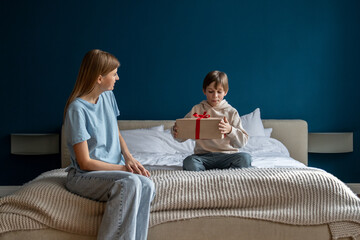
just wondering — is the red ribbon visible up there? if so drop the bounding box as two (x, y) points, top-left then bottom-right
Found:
(193, 112), (210, 139)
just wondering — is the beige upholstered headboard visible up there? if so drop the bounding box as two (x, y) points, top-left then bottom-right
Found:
(61, 119), (308, 168)
(262, 120), (308, 165)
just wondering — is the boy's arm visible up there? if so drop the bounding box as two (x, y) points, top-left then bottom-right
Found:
(225, 111), (249, 148)
(171, 106), (196, 141)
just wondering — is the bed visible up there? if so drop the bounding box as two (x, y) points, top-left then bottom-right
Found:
(1, 110), (360, 240)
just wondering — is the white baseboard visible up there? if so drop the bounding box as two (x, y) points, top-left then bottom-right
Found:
(346, 183), (360, 194)
(0, 186), (22, 197)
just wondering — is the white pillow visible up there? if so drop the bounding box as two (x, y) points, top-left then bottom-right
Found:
(121, 128), (177, 154)
(264, 128), (273, 137)
(148, 125), (164, 131)
(240, 108), (266, 136)
(163, 129), (195, 154)
(121, 127), (195, 155)
(239, 136), (290, 157)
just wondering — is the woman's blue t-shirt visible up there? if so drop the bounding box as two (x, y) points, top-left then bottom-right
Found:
(64, 91), (124, 171)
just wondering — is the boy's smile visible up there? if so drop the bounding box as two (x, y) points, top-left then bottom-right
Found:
(203, 81), (227, 107)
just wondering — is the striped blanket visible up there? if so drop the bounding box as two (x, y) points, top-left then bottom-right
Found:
(1, 168), (360, 239)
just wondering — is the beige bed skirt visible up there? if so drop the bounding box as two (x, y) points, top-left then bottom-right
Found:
(1, 217), (350, 240)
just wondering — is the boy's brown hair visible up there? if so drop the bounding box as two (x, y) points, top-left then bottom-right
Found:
(202, 70), (229, 92)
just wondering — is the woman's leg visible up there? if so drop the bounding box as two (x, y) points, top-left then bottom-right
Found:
(66, 169), (155, 240)
(134, 175), (155, 240)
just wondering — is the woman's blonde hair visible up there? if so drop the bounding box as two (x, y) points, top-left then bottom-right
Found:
(63, 49), (120, 121)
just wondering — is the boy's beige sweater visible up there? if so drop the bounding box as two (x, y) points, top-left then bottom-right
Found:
(182, 100), (248, 154)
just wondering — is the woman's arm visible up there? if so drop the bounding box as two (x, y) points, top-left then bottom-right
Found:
(118, 129), (150, 177)
(73, 141), (128, 171)
(73, 131), (150, 176)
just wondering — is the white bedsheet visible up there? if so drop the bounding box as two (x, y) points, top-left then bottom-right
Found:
(122, 128), (306, 170)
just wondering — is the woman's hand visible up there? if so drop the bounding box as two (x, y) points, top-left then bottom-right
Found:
(124, 154), (151, 177)
(219, 117), (232, 134)
(118, 129), (150, 177)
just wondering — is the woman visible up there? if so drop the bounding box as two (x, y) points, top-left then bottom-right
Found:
(63, 49), (154, 240)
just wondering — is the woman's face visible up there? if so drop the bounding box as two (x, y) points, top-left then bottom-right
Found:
(100, 68), (119, 91)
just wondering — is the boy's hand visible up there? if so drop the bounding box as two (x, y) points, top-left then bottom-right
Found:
(219, 117), (232, 134)
(172, 123), (178, 138)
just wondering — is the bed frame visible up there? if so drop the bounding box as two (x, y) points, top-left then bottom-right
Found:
(3, 119), (352, 240)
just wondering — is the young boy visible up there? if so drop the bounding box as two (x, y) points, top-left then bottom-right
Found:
(172, 70), (251, 171)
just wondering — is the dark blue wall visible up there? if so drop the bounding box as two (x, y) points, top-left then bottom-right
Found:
(1, 0), (359, 185)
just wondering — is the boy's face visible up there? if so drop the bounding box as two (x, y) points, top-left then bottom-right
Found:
(203, 81), (227, 107)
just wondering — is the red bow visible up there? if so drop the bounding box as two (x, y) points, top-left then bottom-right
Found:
(193, 112), (210, 139)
